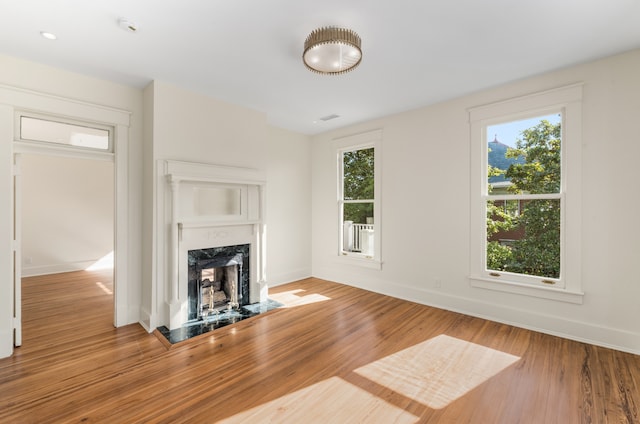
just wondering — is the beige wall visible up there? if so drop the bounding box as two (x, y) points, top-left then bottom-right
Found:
(311, 49), (640, 354)
(150, 81), (268, 168)
(142, 81), (312, 329)
(0, 59), (313, 355)
(266, 126), (312, 285)
(21, 154), (114, 276)
(2, 47), (638, 356)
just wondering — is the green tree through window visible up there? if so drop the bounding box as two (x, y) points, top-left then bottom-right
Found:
(340, 145), (375, 256)
(343, 147), (374, 224)
(487, 119), (562, 278)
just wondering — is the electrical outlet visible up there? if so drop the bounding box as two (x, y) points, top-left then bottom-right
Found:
(435, 278), (441, 289)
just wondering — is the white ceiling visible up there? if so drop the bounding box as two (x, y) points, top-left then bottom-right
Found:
(1, 1), (639, 135)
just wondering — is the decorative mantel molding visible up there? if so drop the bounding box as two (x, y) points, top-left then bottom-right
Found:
(166, 159), (266, 186)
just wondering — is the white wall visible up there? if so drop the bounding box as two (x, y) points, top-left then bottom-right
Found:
(311, 49), (640, 354)
(266, 126), (312, 285)
(21, 154), (114, 276)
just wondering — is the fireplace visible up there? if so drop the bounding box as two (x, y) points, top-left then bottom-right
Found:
(160, 159), (268, 331)
(188, 244), (250, 321)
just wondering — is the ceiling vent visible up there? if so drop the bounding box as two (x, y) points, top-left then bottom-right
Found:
(319, 114), (340, 122)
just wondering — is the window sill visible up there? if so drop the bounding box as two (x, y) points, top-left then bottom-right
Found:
(469, 275), (584, 304)
(335, 253), (383, 270)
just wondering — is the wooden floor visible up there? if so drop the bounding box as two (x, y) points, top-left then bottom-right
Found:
(1, 271), (639, 423)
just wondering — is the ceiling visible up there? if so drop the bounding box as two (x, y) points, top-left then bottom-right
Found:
(1, 1), (639, 135)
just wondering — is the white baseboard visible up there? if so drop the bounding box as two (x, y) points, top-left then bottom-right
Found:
(21, 260), (98, 277)
(139, 306), (153, 332)
(320, 273), (640, 356)
(116, 304), (141, 328)
(0, 328), (14, 359)
(268, 268), (312, 287)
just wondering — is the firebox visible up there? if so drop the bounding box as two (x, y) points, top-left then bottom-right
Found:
(187, 244), (250, 321)
(200, 261), (239, 315)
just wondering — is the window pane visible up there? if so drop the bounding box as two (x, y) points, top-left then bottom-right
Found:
(487, 113), (561, 195)
(20, 116), (110, 150)
(343, 148), (374, 200)
(487, 199), (560, 279)
(343, 202), (374, 254)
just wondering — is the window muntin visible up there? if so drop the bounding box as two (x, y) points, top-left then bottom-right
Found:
(19, 115), (111, 151)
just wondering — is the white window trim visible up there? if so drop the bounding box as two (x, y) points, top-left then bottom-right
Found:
(468, 84), (584, 303)
(334, 129), (383, 269)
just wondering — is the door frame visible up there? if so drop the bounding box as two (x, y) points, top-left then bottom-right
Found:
(1, 84), (131, 355)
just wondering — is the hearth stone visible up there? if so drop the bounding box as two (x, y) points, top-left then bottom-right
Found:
(156, 299), (283, 344)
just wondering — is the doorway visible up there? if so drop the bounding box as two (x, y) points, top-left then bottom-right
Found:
(21, 153), (114, 278)
(16, 151), (115, 346)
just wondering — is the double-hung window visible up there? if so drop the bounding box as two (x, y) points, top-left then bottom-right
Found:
(335, 129), (382, 268)
(469, 85), (584, 303)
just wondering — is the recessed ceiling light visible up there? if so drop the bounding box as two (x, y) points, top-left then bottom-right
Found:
(40, 31), (57, 40)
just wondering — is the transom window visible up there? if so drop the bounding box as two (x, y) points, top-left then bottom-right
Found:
(18, 114), (111, 151)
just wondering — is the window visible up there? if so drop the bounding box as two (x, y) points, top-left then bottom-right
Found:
(341, 147), (374, 254)
(18, 114), (111, 151)
(469, 85), (583, 303)
(486, 113), (562, 281)
(335, 130), (382, 268)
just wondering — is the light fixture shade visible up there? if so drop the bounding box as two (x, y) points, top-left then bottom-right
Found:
(303, 27), (362, 75)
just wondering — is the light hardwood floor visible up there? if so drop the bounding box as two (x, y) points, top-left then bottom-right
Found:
(1, 270), (638, 423)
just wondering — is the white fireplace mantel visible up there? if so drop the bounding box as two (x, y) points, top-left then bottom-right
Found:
(164, 160), (267, 329)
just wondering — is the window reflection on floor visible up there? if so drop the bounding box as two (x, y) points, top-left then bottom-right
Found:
(268, 289), (331, 308)
(355, 334), (520, 409)
(219, 376), (418, 424)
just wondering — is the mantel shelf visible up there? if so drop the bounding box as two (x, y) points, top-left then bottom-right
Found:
(178, 220), (262, 229)
(166, 160), (266, 186)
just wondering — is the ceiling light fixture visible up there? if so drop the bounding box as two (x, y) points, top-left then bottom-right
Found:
(303, 27), (362, 75)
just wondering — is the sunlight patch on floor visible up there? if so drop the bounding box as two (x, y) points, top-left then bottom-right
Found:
(268, 289), (331, 308)
(218, 376), (418, 423)
(95, 281), (113, 295)
(86, 251), (114, 271)
(354, 334), (520, 409)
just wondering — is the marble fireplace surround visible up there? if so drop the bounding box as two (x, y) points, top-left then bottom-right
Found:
(165, 160), (268, 331)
